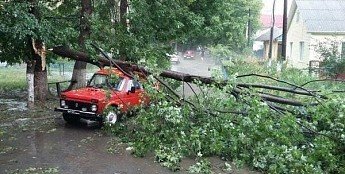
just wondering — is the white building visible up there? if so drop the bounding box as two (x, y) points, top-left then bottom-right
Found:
(287, 0), (345, 69)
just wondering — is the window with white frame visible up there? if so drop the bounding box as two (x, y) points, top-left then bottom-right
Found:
(299, 41), (305, 60)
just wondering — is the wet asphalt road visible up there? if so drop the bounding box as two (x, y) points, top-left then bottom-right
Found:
(171, 55), (218, 98)
(0, 57), (227, 174)
(0, 117), (177, 174)
(170, 55), (215, 77)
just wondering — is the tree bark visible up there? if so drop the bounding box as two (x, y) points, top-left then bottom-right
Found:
(34, 65), (48, 102)
(119, 0), (128, 60)
(28, 0), (48, 104)
(69, 0), (92, 90)
(33, 39), (48, 102)
(26, 60), (35, 109)
(120, 0), (128, 26)
(69, 61), (87, 89)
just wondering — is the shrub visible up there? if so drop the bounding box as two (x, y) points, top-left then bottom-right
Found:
(315, 39), (345, 77)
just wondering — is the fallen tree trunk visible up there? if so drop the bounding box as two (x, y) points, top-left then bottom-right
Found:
(51, 46), (318, 107)
(52, 46), (216, 83)
(237, 83), (327, 98)
(51, 46), (107, 67)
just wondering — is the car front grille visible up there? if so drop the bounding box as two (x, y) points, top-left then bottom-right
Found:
(65, 101), (92, 112)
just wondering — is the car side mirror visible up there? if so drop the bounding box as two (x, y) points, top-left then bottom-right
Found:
(129, 86), (136, 93)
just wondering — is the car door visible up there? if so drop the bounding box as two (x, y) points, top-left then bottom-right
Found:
(123, 79), (143, 108)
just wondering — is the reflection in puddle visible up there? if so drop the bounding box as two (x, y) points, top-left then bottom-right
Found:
(0, 99), (27, 111)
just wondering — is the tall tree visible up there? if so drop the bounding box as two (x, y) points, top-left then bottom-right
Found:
(29, 0), (47, 103)
(0, 0), (77, 106)
(186, 0), (262, 51)
(68, 0), (92, 90)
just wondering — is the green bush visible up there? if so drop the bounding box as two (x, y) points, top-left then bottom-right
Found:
(315, 39), (345, 77)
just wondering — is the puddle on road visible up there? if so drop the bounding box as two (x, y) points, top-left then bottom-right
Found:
(0, 99), (27, 111)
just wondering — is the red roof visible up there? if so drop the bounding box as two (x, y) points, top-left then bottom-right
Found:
(260, 14), (283, 28)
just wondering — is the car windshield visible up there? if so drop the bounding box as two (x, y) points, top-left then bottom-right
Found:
(87, 74), (124, 91)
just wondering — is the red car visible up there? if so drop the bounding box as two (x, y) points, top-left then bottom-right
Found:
(183, 50), (195, 59)
(55, 68), (148, 125)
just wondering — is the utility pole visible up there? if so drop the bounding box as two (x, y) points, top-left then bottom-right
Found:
(282, 0), (288, 60)
(268, 0), (276, 59)
(247, 9), (252, 47)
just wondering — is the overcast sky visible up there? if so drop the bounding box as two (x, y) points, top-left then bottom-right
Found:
(261, 0), (292, 15)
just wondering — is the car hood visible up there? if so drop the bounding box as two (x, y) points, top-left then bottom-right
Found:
(62, 87), (108, 102)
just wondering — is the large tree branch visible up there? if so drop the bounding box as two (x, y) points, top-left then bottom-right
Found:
(52, 46), (105, 67)
(50, 46), (316, 107)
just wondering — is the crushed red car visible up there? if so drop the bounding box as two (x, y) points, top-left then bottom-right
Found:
(55, 68), (149, 125)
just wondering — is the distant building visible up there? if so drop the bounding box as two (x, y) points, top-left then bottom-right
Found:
(287, 0), (345, 69)
(254, 14), (283, 59)
(260, 14), (283, 29)
(256, 27), (282, 59)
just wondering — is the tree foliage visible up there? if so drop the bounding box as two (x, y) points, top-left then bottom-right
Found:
(187, 0), (261, 50)
(0, 0), (78, 64)
(105, 64), (345, 173)
(1, 0), (261, 64)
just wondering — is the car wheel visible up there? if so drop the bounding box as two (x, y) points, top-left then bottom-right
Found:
(63, 113), (80, 124)
(104, 107), (119, 125)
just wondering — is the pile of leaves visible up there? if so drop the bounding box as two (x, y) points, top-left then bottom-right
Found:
(105, 65), (345, 173)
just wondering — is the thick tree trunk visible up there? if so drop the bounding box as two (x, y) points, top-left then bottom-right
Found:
(32, 38), (48, 103)
(69, 0), (92, 90)
(120, 0), (128, 26)
(119, 0), (128, 60)
(34, 67), (47, 102)
(69, 61), (87, 89)
(28, 0), (48, 104)
(26, 60), (35, 109)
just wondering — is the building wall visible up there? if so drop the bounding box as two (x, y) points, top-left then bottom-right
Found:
(287, 9), (312, 69)
(287, 7), (345, 69)
(263, 40), (280, 60)
(309, 34), (345, 62)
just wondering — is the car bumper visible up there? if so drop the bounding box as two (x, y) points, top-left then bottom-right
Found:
(183, 56), (194, 59)
(55, 107), (102, 119)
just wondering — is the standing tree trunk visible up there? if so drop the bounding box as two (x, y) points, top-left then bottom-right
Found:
(27, 0), (48, 104)
(33, 39), (48, 102)
(68, 0), (92, 90)
(120, 0), (128, 27)
(26, 59), (35, 109)
(119, 0), (128, 60)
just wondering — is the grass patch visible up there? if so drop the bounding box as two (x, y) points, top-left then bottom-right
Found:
(0, 66), (27, 91)
(0, 62), (101, 92)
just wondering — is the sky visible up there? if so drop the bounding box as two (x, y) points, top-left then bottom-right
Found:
(261, 0), (292, 15)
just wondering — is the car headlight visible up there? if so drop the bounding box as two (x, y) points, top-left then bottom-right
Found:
(61, 100), (66, 107)
(91, 105), (97, 112)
